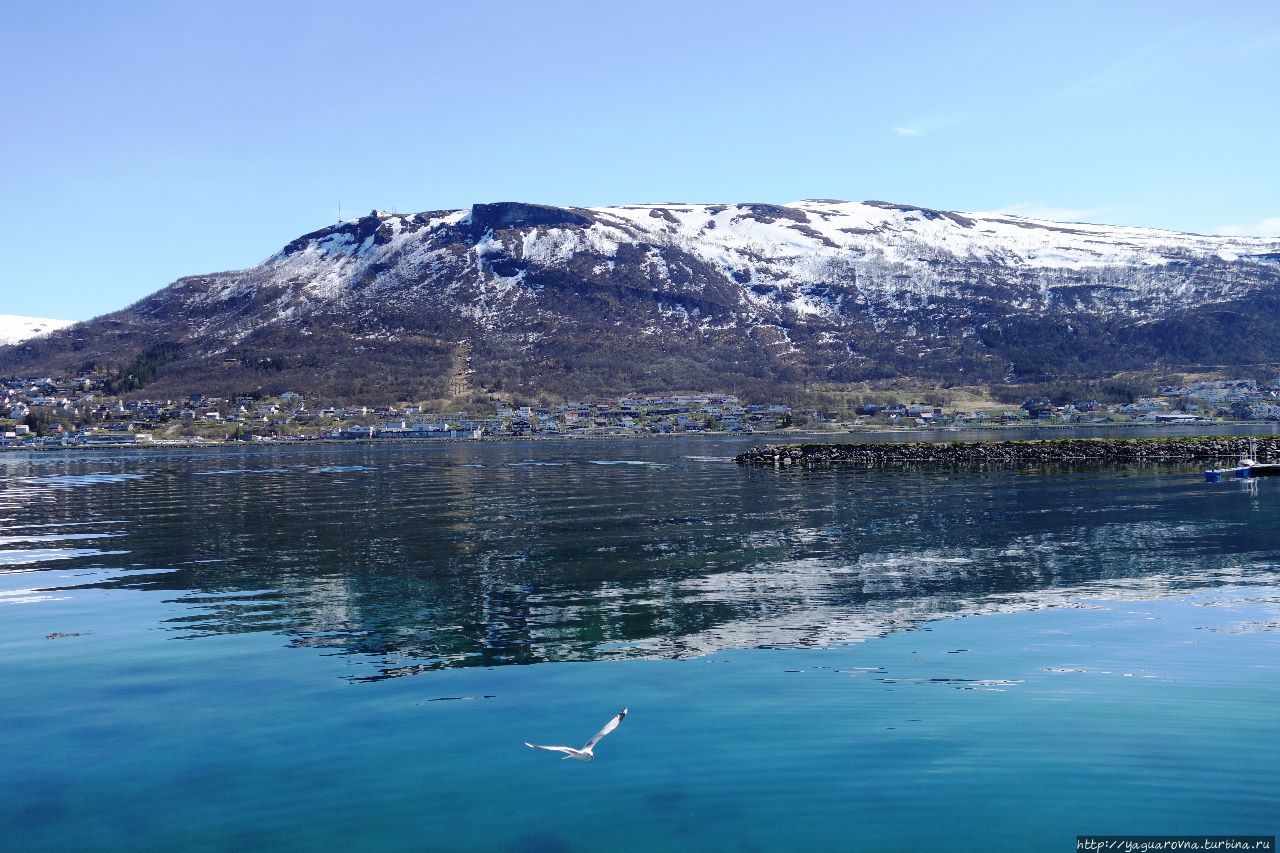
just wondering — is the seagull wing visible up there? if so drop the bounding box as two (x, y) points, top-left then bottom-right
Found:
(582, 708), (628, 751)
(525, 743), (579, 756)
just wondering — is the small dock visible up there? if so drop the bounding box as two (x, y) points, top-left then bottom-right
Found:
(1205, 463), (1280, 481)
(1204, 440), (1280, 481)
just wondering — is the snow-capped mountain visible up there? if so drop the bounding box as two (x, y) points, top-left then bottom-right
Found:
(0, 314), (74, 347)
(4, 200), (1279, 400)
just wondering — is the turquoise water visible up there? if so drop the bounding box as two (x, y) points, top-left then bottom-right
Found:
(1, 438), (1277, 851)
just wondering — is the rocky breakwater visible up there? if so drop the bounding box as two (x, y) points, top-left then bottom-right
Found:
(734, 436), (1280, 467)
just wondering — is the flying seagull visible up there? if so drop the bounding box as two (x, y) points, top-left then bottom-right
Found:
(525, 708), (628, 761)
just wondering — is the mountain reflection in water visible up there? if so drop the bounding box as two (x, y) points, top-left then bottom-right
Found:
(2, 437), (1276, 680)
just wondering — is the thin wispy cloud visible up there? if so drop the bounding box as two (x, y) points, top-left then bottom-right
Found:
(1054, 23), (1204, 100)
(890, 115), (954, 138)
(1216, 217), (1280, 239)
(990, 202), (1108, 223)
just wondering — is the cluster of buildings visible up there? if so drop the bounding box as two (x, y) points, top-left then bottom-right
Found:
(979, 379), (1280, 425)
(832, 380), (1280, 427)
(1156, 379), (1280, 420)
(0, 377), (795, 447)
(6, 371), (1280, 449)
(852, 401), (1108, 427)
(323, 394), (792, 441)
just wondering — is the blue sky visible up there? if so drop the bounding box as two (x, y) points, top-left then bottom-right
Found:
(5, 0), (1279, 320)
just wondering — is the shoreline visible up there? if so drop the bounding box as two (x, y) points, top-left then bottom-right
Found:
(2, 420), (1278, 455)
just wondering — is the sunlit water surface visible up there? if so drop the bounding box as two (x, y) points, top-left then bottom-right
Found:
(1, 436), (1277, 851)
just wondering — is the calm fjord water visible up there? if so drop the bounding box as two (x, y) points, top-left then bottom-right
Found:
(1, 436), (1277, 851)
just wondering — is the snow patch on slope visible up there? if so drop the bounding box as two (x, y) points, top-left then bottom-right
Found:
(579, 200), (1280, 317)
(0, 315), (74, 346)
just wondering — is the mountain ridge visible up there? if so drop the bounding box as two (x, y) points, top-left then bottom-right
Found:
(4, 199), (1279, 401)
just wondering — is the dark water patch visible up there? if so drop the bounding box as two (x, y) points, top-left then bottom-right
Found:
(0, 548), (130, 568)
(508, 830), (574, 853)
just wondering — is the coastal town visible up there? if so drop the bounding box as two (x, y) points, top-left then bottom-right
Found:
(3, 373), (1280, 449)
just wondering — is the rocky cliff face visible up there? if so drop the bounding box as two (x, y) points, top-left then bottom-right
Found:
(5, 200), (1279, 400)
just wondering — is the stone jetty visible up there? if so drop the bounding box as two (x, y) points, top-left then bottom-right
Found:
(734, 436), (1280, 467)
